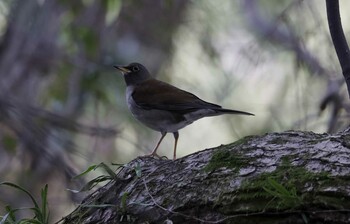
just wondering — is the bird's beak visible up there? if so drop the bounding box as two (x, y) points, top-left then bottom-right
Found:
(114, 65), (131, 73)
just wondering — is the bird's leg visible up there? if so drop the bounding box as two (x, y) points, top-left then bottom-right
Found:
(173, 132), (179, 160)
(147, 132), (167, 158)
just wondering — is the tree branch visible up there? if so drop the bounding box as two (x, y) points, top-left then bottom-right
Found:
(62, 130), (350, 223)
(326, 0), (350, 98)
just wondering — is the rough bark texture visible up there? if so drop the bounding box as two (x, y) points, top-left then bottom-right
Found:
(62, 130), (350, 224)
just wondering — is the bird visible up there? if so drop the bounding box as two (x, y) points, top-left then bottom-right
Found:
(115, 62), (254, 160)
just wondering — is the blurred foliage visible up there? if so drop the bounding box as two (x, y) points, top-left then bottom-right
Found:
(0, 0), (349, 221)
(0, 182), (49, 224)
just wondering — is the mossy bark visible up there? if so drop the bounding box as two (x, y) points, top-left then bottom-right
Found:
(62, 130), (350, 223)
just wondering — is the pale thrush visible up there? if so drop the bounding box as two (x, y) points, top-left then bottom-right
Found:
(115, 62), (253, 160)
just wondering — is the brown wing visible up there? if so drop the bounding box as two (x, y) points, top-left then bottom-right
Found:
(132, 79), (222, 112)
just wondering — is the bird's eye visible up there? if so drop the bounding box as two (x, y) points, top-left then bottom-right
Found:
(132, 66), (139, 72)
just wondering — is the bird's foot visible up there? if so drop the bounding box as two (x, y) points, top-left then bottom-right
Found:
(143, 152), (168, 160)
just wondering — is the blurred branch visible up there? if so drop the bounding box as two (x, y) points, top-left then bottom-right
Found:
(0, 97), (118, 137)
(242, 0), (349, 132)
(0, 0), (119, 210)
(0, 0), (62, 96)
(319, 80), (343, 132)
(0, 0), (190, 217)
(242, 0), (329, 77)
(0, 96), (118, 186)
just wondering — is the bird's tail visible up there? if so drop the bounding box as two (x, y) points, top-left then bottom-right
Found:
(215, 108), (254, 116)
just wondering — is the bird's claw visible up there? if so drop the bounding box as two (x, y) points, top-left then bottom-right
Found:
(143, 152), (169, 160)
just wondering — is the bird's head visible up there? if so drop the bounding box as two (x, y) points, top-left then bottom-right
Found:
(114, 62), (151, 86)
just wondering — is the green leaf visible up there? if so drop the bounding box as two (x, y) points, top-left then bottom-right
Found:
(71, 163), (120, 193)
(0, 184), (50, 224)
(263, 177), (301, 208)
(68, 175), (112, 193)
(98, 163), (118, 180)
(267, 177), (292, 196)
(4, 205), (17, 223)
(40, 184), (49, 223)
(121, 192), (129, 213)
(0, 213), (10, 224)
(0, 182), (39, 209)
(73, 164), (98, 179)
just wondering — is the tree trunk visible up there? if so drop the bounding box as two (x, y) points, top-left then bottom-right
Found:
(61, 129), (350, 224)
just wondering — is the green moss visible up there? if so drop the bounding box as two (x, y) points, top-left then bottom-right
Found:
(235, 160), (334, 210)
(214, 157), (350, 214)
(203, 136), (254, 173)
(228, 135), (254, 147)
(203, 150), (248, 173)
